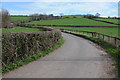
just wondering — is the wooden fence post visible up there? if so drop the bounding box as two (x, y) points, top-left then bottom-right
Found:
(92, 32), (94, 38)
(108, 36), (110, 42)
(114, 38), (117, 45)
(98, 33), (100, 39)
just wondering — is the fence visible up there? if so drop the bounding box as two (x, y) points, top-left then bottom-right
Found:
(61, 29), (120, 50)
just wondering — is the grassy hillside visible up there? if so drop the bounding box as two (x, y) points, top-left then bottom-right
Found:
(10, 16), (29, 22)
(26, 18), (117, 26)
(96, 18), (118, 24)
(2, 26), (44, 33)
(54, 27), (119, 37)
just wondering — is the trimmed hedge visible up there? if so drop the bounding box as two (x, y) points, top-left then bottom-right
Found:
(2, 30), (62, 67)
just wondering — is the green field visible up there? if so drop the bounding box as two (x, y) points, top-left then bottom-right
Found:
(53, 27), (119, 37)
(96, 18), (118, 24)
(2, 26), (44, 33)
(10, 16), (29, 22)
(26, 18), (117, 26)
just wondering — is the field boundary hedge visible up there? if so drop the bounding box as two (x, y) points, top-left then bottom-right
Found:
(24, 24), (119, 28)
(11, 20), (119, 28)
(91, 18), (120, 25)
(10, 16), (119, 28)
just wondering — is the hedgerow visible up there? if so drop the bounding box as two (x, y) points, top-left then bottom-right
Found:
(2, 30), (62, 67)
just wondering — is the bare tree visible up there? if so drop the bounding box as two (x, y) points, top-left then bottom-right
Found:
(29, 13), (57, 21)
(84, 14), (96, 19)
(59, 13), (64, 18)
(1, 9), (10, 28)
(60, 13), (64, 17)
(95, 13), (100, 17)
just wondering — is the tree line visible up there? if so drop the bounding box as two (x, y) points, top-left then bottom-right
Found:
(29, 13), (59, 21)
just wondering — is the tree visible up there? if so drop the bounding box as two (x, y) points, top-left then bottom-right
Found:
(1, 9), (11, 28)
(108, 16), (111, 18)
(95, 13), (100, 17)
(29, 13), (58, 21)
(84, 14), (96, 19)
(60, 13), (64, 18)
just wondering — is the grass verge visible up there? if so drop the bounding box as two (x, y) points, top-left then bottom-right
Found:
(63, 31), (120, 77)
(2, 39), (64, 74)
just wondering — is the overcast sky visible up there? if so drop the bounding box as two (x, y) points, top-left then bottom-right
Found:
(1, 0), (119, 17)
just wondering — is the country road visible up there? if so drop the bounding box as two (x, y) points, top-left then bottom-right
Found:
(3, 32), (116, 78)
